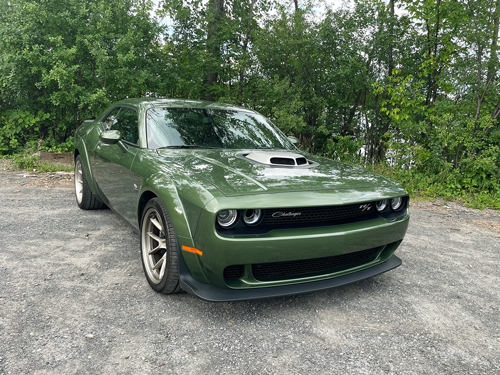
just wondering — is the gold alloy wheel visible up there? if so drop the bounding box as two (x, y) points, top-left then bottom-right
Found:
(74, 158), (84, 205)
(141, 207), (168, 284)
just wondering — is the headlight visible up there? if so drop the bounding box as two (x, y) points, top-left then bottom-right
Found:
(391, 197), (404, 211)
(217, 210), (238, 228)
(375, 199), (388, 212)
(243, 209), (262, 226)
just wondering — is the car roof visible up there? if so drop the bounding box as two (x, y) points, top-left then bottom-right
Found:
(111, 98), (254, 112)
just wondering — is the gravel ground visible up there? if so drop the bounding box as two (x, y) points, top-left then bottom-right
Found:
(0, 171), (499, 375)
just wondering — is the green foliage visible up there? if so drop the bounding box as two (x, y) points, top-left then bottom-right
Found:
(367, 163), (500, 210)
(40, 138), (75, 154)
(0, 110), (50, 154)
(0, 0), (167, 146)
(10, 154), (73, 173)
(0, 0), (499, 209)
(327, 136), (364, 164)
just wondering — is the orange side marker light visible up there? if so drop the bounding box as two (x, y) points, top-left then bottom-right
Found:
(181, 245), (203, 256)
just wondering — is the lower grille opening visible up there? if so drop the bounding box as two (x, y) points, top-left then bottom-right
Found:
(224, 265), (243, 280)
(252, 247), (379, 281)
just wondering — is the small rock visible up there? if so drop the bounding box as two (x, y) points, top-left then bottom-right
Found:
(85, 334), (94, 339)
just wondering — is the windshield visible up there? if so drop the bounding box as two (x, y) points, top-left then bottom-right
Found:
(146, 108), (294, 150)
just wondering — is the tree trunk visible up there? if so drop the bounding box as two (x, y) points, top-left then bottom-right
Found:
(205, 0), (225, 102)
(487, 0), (500, 81)
(237, 0), (256, 104)
(377, 0), (395, 163)
(431, 0), (442, 107)
(388, 0), (394, 78)
(489, 0), (500, 126)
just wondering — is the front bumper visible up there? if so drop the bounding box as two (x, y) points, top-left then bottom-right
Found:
(179, 252), (402, 302)
(176, 189), (410, 300)
(184, 210), (408, 285)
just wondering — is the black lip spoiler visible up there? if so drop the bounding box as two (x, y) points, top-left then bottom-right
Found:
(178, 251), (402, 302)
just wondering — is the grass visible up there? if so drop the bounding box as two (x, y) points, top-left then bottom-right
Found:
(366, 163), (500, 210)
(3, 154), (73, 173)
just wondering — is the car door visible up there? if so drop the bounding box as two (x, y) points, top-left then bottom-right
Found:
(92, 106), (142, 225)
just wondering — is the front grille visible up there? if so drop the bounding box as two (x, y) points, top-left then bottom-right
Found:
(261, 202), (376, 225)
(215, 197), (408, 236)
(252, 247), (379, 281)
(270, 157), (295, 165)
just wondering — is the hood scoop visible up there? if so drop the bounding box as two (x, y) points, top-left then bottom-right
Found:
(242, 151), (314, 167)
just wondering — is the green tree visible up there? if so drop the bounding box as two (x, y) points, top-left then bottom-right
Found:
(0, 0), (167, 151)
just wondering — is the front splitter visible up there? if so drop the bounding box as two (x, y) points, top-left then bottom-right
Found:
(178, 251), (402, 302)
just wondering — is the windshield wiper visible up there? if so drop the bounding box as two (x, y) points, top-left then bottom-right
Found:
(157, 145), (218, 149)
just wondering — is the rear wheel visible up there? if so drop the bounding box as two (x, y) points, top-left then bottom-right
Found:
(74, 155), (106, 210)
(140, 198), (181, 294)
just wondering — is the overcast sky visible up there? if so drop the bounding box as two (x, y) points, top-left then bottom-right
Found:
(151, 0), (347, 26)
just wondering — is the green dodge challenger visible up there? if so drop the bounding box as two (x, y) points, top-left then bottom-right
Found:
(74, 98), (410, 301)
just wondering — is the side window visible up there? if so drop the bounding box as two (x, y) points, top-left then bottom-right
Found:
(102, 107), (121, 131)
(102, 107), (139, 145)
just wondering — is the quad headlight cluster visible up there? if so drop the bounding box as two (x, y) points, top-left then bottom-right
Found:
(217, 197), (406, 230)
(216, 209), (263, 229)
(375, 197), (405, 212)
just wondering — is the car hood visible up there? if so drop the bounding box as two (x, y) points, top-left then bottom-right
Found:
(157, 149), (399, 197)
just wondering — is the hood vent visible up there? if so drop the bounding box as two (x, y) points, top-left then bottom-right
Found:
(242, 151), (315, 168)
(270, 157), (295, 165)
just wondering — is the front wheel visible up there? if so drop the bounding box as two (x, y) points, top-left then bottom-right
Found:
(140, 198), (181, 294)
(74, 155), (106, 210)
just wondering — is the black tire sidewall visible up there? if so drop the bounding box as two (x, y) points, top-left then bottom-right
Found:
(75, 155), (90, 209)
(75, 155), (105, 210)
(140, 198), (180, 293)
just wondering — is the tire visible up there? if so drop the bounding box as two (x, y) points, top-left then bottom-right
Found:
(74, 155), (106, 210)
(140, 198), (181, 294)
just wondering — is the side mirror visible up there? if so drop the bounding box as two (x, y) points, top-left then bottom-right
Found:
(287, 136), (299, 145)
(100, 130), (121, 145)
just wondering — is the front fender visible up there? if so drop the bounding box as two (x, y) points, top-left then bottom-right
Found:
(74, 138), (99, 197)
(140, 176), (195, 239)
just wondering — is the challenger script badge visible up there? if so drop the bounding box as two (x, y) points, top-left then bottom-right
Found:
(272, 211), (302, 218)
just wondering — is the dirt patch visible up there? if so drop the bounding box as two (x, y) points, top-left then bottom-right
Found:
(38, 151), (74, 168)
(0, 158), (14, 171)
(0, 152), (74, 188)
(411, 199), (500, 234)
(0, 171), (74, 189)
(473, 219), (500, 234)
